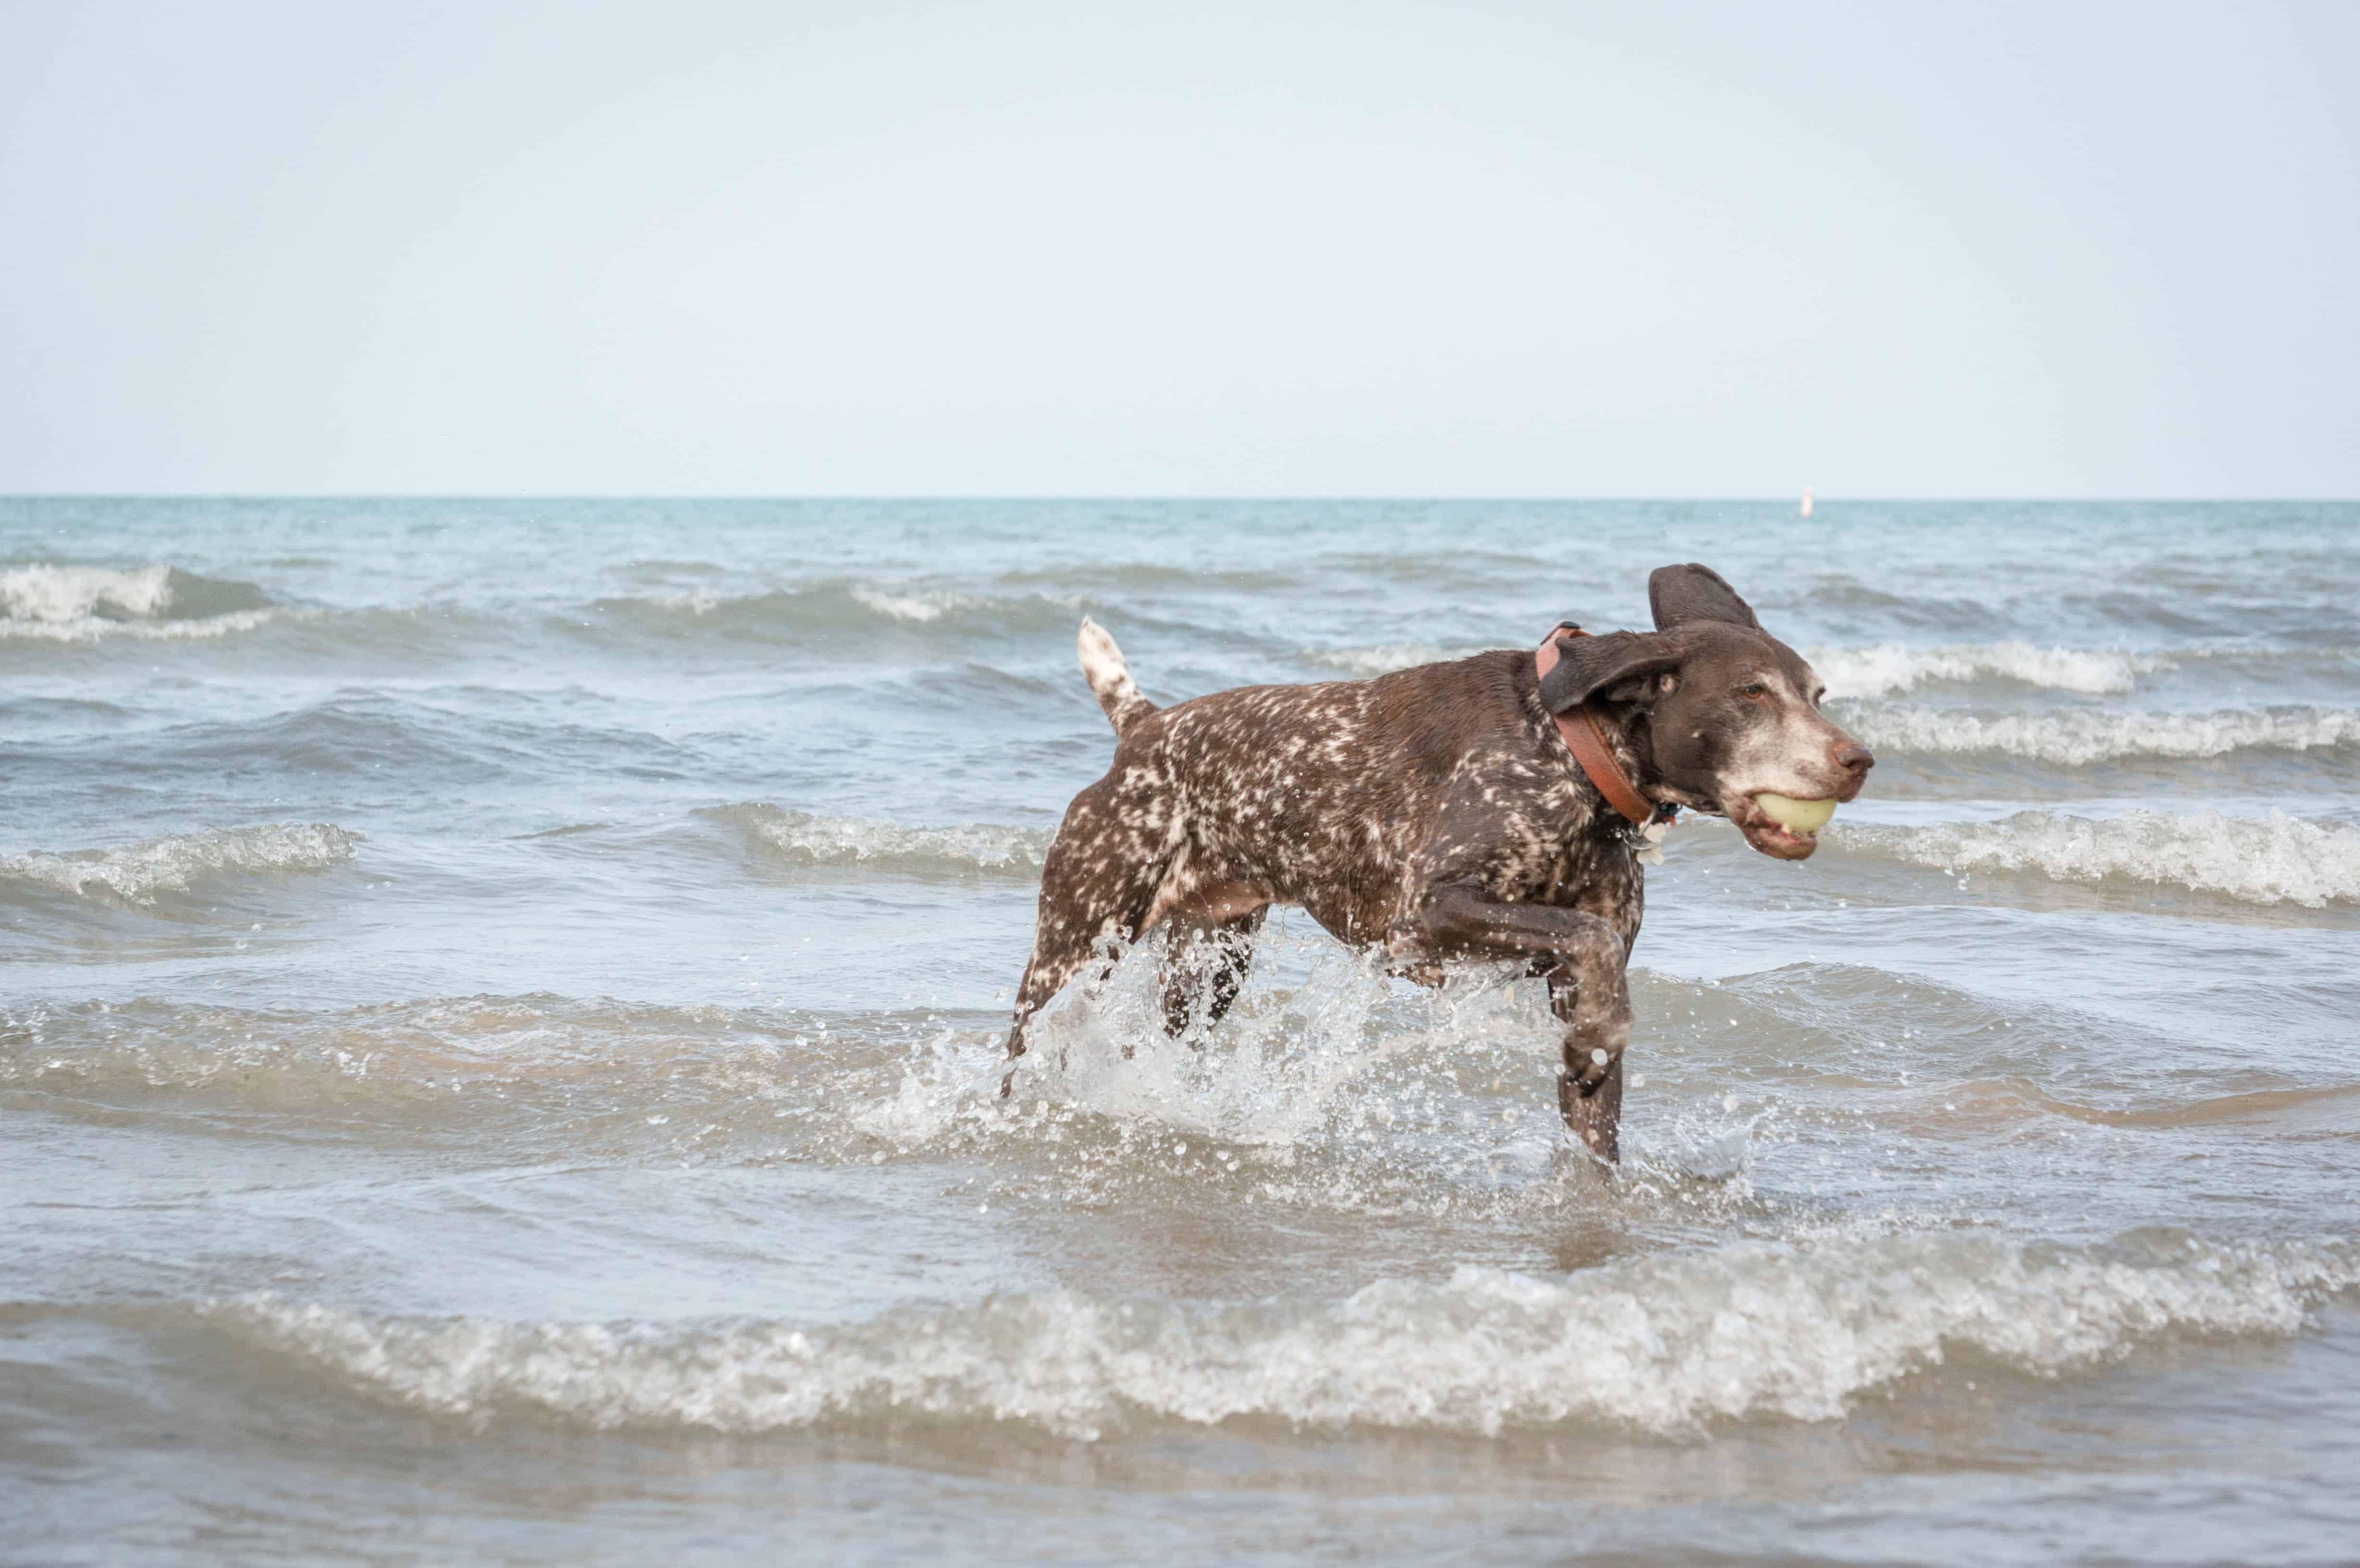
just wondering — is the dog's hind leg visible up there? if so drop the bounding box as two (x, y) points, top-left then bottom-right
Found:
(1001, 777), (1169, 1091)
(1160, 906), (1266, 1038)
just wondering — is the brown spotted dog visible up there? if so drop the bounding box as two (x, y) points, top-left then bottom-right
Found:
(1001, 564), (1873, 1160)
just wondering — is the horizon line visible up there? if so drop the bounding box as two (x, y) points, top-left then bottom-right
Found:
(5, 492), (2356, 505)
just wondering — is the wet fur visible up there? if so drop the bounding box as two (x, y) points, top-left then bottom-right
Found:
(1002, 564), (1872, 1161)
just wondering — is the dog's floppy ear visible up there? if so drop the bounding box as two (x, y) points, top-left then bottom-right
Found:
(1649, 563), (1760, 631)
(1537, 630), (1681, 713)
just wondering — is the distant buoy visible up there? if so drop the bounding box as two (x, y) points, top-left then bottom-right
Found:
(1800, 487), (1815, 519)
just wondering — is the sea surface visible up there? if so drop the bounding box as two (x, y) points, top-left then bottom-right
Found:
(3, 499), (2357, 1565)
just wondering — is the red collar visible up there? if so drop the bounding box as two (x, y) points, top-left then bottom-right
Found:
(1534, 624), (1658, 828)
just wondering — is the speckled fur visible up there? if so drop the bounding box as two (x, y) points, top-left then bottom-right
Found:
(1004, 565), (1873, 1163)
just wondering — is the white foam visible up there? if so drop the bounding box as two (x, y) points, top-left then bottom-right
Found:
(850, 587), (966, 623)
(1, 563), (180, 620)
(0, 564), (273, 641)
(0, 823), (363, 904)
(1302, 643), (1486, 677)
(197, 1231), (2357, 1439)
(1812, 643), (2167, 698)
(721, 806), (1049, 875)
(1846, 705), (2360, 764)
(0, 610), (276, 643)
(1833, 809), (2360, 906)
(0, 608), (277, 643)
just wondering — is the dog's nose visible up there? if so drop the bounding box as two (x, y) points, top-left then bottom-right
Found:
(1832, 739), (1875, 776)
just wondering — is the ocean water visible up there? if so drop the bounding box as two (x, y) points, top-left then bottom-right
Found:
(3, 498), (2357, 1565)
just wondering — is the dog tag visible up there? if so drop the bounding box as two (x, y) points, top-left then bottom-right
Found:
(1636, 817), (1669, 867)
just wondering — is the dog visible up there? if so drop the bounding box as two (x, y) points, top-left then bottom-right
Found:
(1000, 563), (1873, 1160)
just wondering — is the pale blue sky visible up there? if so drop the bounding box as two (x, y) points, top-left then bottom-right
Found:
(3, 1), (2353, 496)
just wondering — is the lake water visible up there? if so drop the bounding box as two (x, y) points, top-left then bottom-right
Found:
(4, 498), (2357, 1564)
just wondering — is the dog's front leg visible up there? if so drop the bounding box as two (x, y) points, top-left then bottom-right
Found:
(1408, 885), (1632, 1160)
(1548, 987), (1624, 1162)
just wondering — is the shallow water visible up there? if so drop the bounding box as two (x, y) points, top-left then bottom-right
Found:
(4, 499), (2357, 1565)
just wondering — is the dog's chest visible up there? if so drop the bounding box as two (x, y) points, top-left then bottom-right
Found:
(1497, 819), (1619, 903)
(1475, 776), (1639, 912)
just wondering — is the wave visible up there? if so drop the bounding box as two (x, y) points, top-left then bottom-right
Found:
(1843, 705), (2360, 764)
(0, 992), (841, 1131)
(848, 586), (968, 623)
(184, 1231), (2357, 1439)
(639, 588), (977, 624)
(1832, 809), (2360, 906)
(1811, 642), (2169, 698)
(1313, 640), (2176, 694)
(1301, 643), (1489, 677)
(0, 564), (274, 641)
(707, 805), (1050, 877)
(0, 823), (361, 904)
(997, 561), (1306, 595)
(0, 967), (1581, 1213)
(0, 958), (1703, 1219)
(585, 581), (1079, 643)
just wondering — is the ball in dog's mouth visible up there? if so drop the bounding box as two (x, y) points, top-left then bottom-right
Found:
(1738, 792), (1838, 858)
(1755, 792), (1837, 835)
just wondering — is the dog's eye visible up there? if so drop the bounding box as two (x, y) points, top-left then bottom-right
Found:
(1737, 682), (1770, 699)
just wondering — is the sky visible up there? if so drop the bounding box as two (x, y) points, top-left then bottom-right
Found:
(2, 0), (2354, 497)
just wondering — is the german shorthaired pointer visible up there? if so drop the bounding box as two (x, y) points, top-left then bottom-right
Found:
(1002, 564), (1873, 1160)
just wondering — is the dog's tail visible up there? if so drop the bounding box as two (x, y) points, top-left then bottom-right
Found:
(1077, 617), (1156, 737)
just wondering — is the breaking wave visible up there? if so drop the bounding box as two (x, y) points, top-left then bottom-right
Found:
(1811, 642), (2168, 698)
(1301, 643), (1488, 677)
(708, 804), (1049, 877)
(1844, 704), (2360, 764)
(1832, 809), (2360, 907)
(0, 823), (362, 904)
(0, 564), (274, 641)
(189, 1231), (2358, 1439)
(848, 586), (971, 623)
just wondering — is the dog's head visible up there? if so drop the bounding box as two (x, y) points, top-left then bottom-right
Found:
(1537, 564), (1872, 860)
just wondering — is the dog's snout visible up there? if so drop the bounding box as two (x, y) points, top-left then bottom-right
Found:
(1831, 739), (1875, 788)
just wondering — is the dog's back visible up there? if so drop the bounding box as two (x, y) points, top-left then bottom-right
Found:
(1072, 628), (1549, 934)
